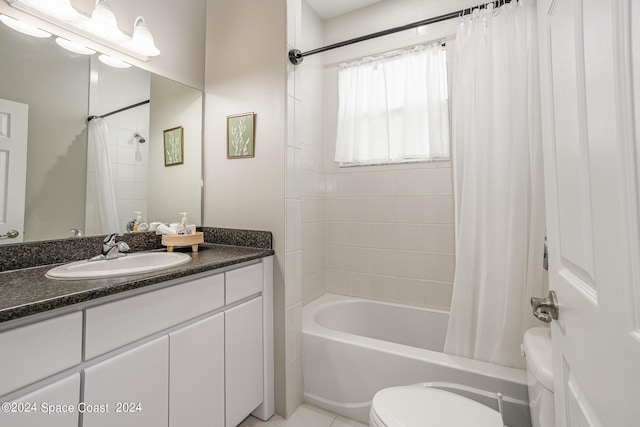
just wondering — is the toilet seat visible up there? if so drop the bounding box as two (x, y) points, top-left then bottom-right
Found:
(370, 386), (503, 427)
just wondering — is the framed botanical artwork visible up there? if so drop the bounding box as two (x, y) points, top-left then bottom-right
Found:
(164, 126), (184, 166)
(227, 112), (255, 158)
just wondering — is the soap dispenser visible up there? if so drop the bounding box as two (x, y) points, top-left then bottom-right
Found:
(177, 212), (191, 235)
(133, 211), (142, 232)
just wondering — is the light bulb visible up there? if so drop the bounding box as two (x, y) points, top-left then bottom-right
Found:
(129, 17), (160, 56)
(23, 0), (79, 22)
(55, 37), (96, 55)
(0, 14), (50, 38)
(98, 54), (131, 68)
(86, 0), (124, 41)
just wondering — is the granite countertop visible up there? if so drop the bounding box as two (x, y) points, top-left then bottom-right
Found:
(0, 227), (274, 324)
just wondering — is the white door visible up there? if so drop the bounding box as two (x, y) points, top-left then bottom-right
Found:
(0, 98), (28, 244)
(537, 0), (640, 425)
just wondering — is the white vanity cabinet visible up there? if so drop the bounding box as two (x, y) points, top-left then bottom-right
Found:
(169, 313), (225, 427)
(224, 261), (268, 426)
(0, 312), (82, 427)
(0, 374), (81, 427)
(0, 312), (82, 396)
(84, 273), (225, 360)
(83, 337), (169, 427)
(0, 255), (274, 427)
(225, 296), (263, 427)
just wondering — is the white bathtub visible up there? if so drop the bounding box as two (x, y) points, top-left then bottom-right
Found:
(303, 294), (531, 427)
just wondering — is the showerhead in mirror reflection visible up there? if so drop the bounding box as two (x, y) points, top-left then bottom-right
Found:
(134, 133), (146, 144)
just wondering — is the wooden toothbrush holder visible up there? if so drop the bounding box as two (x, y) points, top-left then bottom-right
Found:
(161, 232), (204, 252)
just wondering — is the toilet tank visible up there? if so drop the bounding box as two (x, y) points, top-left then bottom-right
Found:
(523, 327), (555, 427)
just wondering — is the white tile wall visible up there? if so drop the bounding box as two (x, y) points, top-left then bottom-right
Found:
(324, 163), (455, 310)
(284, 0), (324, 418)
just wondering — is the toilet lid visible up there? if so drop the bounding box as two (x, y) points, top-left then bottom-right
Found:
(371, 386), (503, 427)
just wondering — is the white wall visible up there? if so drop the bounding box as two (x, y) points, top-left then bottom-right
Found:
(204, 0), (288, 417)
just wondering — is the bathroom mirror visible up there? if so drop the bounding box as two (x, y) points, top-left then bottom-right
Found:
(0, 22), (202, 242)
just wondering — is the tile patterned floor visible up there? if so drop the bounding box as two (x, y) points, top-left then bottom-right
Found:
(239, 404), (368, 427)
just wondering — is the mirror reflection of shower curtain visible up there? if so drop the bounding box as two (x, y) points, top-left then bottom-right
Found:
(444, 0), (546, 369)
(86, 118), (120, 234)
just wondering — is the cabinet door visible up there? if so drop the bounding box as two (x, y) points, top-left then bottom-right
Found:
(225, 296), (263, 427)
(0, 311), (82, 396)
(83, 337), (168, 427)
(0, 374), (80, 427)
(169, 313), (224, 427)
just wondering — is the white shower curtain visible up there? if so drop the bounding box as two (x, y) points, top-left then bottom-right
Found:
(87, 118), (120, 234)
(444, 0), (546, 369)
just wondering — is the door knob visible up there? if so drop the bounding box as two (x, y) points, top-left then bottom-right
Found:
(530, 290), (559, 323)
(0, 230), (19, 240)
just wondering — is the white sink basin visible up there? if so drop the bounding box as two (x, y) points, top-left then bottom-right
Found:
(46, 252), (192, 280)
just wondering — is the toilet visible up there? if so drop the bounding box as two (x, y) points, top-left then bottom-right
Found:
(369, 385), (503, 427)
(522, 327), (555, 427)
(369, 327), (555, 427)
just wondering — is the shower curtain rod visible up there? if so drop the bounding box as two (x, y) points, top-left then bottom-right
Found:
(87, 99), (150, 122)
(288, 0), (512, 65)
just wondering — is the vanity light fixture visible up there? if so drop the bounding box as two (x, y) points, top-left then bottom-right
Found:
(0, 13), (50, 37)
(55, 37), (96, 55)
(20, 0), (78, 22)
(85, 0), (124, 41)
(98, 53), (131, 69)
(4, 0), (160, 61)
(129, 17), (160, 57)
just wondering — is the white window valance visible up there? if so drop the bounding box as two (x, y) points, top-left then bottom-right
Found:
(335, 43), (450, 166)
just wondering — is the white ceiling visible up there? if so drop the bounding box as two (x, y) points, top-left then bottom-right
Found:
(305, 0), (385, 20)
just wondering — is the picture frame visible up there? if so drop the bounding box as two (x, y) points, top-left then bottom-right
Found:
(227, 112), (255, 158)
(163, 126), (184, 166)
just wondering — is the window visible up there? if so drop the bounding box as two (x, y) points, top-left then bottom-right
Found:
(335, 43), (450, 166)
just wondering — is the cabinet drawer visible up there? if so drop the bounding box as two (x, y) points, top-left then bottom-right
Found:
(85, 273), (224, 359)
(0, 312), (82, 396)
(225, 262), (263, 304)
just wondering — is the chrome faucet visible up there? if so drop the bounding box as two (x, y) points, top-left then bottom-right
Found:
(70, 228), (84, 238)
(89, 233), (130, 261)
